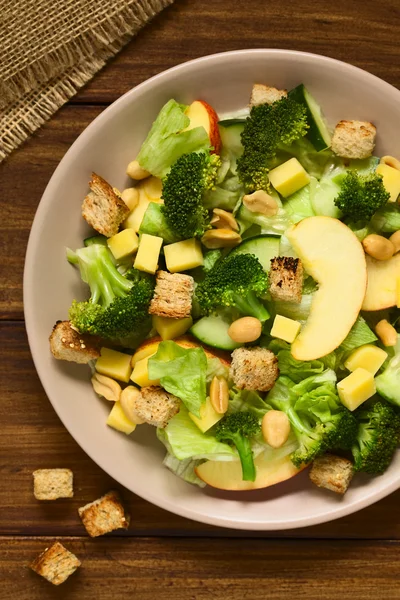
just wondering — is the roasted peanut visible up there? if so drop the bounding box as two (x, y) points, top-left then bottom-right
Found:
(210, 376), (229, 414)
(91, 373), (121, 402)
(120, 386), (146, 424)
(380, 155), (400, 171)
(210, 208), (239, 231)
(376, 319), (398, 347)
(243, 190), (278, 216)
(362, 234), (395, 261)
(262, 410), (291, 448)
(126, 160), (150, 180)
(228, 317), (262, 343)
(121, 187), (140, 211)
(201, 228), (242, 249)
(389, 230), (400, 254)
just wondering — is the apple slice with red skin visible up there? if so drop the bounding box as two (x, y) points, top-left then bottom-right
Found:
(185, 100), (221, 154)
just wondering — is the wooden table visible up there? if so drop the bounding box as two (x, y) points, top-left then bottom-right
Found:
(1, 1), (400, 597)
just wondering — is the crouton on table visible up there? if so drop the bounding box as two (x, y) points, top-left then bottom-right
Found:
(331, 120), (376, 160)
(78, 490), (130, 537)
(33, 468), (73, 500)
(309, 454), (354, 495)
(250, 83), (288, 107)
(149, 270), (194, 319)
(49, 321), (100, 364)
(135, 385), (180, 428)
(230, 347), (279, 392)
(82, 172), (130, 237)
(269, 257), (303, 303)
(30, 542), (81, 585)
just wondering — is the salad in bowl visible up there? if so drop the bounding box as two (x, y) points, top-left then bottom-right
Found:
(49, 81), (400, 494)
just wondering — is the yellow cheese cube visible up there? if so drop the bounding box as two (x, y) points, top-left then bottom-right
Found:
(344, 344), (388, 375)
(107, 228), (139, 260)
(397, 277), (400, 309)
(270, 314), (301, 343)
(95, 348), (132, 383)
(134, 233), (163, 274)
(164, 239), (203, 273)
(152, 315), (193, 340)
(122, 189), (151, 232)
(269, 158), (311, 198)
(189, 398), (223, 433)
(142, 176), (163, 200)
(131, 340), (161, 367)
(130, 355), (160, 387)
(107, 401), (136, 434)
(337, 368), (376, 411)
(376, 163), (400, 203)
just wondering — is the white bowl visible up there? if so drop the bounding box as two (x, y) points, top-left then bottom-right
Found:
(24, 49), (400, 530)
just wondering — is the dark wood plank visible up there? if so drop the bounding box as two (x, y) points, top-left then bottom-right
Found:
(3, 321), (400, 539)
(2, 537), (400, 599)
(73, 0), (400, 104)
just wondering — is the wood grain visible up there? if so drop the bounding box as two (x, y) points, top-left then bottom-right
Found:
(2, 537), (400, 600)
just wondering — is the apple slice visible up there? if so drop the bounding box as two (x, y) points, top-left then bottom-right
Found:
(185, 100), (221, 154)
(287, 216), (367, 361)
(195, 451), (304, 491)
(362, 253), (400, 311)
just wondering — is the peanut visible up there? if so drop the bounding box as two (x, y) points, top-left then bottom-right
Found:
(243, 190), (278, 216)
(120, 386), (145, 424)
(262, 410), (291, 448)
(228, 317), (262, 343)
(389, 230), (400, 254)
(121, 187), (139, 211)
(380, 155), (400, 171)
(91, 373), (121, 402)
(210, 376), (229, 414)
(210, 208), (239, 232)
(126, 160), (150, 180)
(201, 228), (241, 249)
(362, 234), (395, 261)
(376, 319), (398, 347)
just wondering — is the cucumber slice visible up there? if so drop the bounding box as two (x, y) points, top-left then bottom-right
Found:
(218, 120), (245, 157)
(229, 235), (280, 272)
(84, 235), (108, 247)
(289, 84), (331, 152)
(190, 315), (241, 351)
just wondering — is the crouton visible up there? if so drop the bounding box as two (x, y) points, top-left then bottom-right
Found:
(269, 257), (303, 303)
(331, 120), (376, 160)
(30, 542), (81, 585)
(309, 454), (354, 495)
(49, 321), (100, 364)
(250, 83), (288, 107)
(149, 270), (194, 319)
(82, 172), (130, 237)
(230, 347), (279, 392)
(135, 386), (180, 428)
(78, 490), (129, 537)
(33, 469), (73, 500)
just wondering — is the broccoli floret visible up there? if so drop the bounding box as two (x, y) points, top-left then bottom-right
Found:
(237, 97), (309, 192)
(215, 412), (260, 481)
(352, 401), (400, 474)
(161, 151), (221, 240)
(195, 253), (270, 322)
(334, 171), (390, 221)
(68, 244), (154, 347)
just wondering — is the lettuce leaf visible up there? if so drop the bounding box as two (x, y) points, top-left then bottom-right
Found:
(268, 339), (336, 383)
(148, 341), (207, 417)
(137, 99), (210, 178)
(376, 335), (400, 406)
(228, 388), (270, 419)
(162, 453), (206, 487)
(139, 202), (179, 243)
(340, 316), (377, 352)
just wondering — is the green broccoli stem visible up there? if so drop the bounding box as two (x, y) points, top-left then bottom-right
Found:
(233, 291), (270, 323)
(231, 433), (256, 482)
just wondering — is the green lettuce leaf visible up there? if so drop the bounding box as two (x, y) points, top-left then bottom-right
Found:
(162, 453), (206, 487)
(148, 341), (207, 417)
(283, 180), (316, 224)
(371, 203), (400, 233)
(139, 202), (179, 243)
(137, 99), (210, 178)
(376, 335), (400, 406)
(339, 316), (377, 352)
(228, 388), (270, 419)
(268, 339), (336, 383)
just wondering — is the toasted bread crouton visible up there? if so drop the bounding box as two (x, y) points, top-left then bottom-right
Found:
(78, 490), (129, 537)
(230, 347), (279, 392)
(49, 321), (100, 364)
(149, 271), (194, 319)
(250, 83), (288, 107)
(331, 120), (376, 160)
(269, 257), (303, 303)
(33, 469), (73, 500)
(30, 542), (81, 585)
(309, 454), (354, 495)
(135, 386), (180, 428)
(82, 173), (130, 237)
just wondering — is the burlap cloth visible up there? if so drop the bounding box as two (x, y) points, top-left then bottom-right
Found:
(0, 0), (174, 162)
